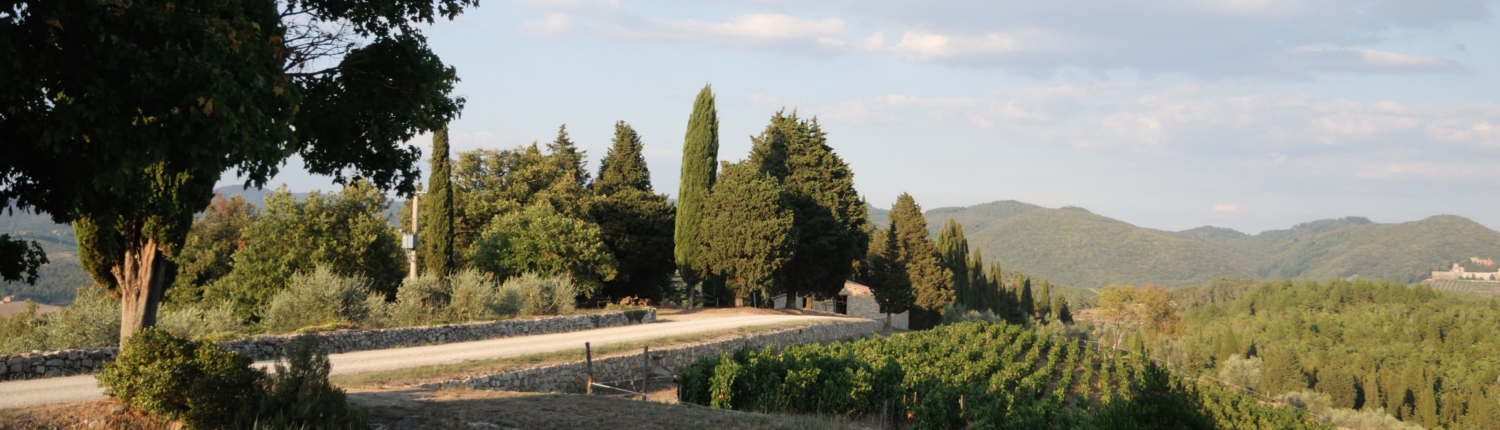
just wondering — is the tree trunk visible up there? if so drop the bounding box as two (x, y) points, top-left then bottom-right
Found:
(115, 238), (169, 343)
(782, 285), (798, 309)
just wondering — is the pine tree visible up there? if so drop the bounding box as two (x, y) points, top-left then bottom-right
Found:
(548, 124), (590, 188)
(1037, 279), (1052, 323)
(594, 122), (653, 195)
(675, 85), (720, 306)
(936, 219), (971, 310)
(420, 126), (456, 277)
(889, 193), (952, 328)
(698, 162), (794, 304)
(590, 121), (676, 302)
(750, 111), (868, 308)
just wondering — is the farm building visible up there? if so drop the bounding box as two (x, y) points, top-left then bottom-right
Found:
(772, 280), (908, 330)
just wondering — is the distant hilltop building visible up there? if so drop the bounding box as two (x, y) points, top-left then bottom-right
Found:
(1431, 262), (1500, 282)
(1471, 257), (1494, 267)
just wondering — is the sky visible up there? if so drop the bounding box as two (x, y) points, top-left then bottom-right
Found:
(224, 0), (1500, 234)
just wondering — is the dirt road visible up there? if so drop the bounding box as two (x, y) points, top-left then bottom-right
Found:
(0, 311), (844, 409)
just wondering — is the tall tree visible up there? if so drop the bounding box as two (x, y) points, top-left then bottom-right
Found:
(675, 85), (720, 306)
(594, 122), (653, 195)
(750, 111), (867, 307)
(888, 193), (952, 329)
(1037, 279), (1053, 322)
(1017, 276), (1035, 324)
(968, 248), (989, 312)
(548, 124), (590, 189)
(2, 0), (468, 341)
(698, 162), (794, 304)
(936, 219), (971, 309)
(857, 226), (912, 329)
(1051, 297), (1073, 324)
(589, 122), (677, 302)
(449, 142), (589, 266)
(421, 127), (456, 276)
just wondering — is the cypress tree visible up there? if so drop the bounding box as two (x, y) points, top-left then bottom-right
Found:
(1018, 276), (1035, 324)
(1037, 279), (1052, 322)
(1051, 297), (1073, 324)
(698, 162), (794, 304)
(968, 249), (987, 311)
(990, 262), (1011, 318)
(590, 121), (676, 302)
(889, 193), (952, 329)
(675, 85), (720, 305)
(857, 226), (912, 328)
(936, 219), (970, 310)
(420, 127), (456, 277)
(753, 112), (868, 307)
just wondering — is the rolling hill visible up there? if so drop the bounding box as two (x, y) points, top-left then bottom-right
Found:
(873, 201), (1500, 289)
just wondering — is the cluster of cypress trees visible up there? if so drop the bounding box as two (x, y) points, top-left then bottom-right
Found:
(675, 87), (869, 308)
(936, 219), (1073, 325)
(413, 120), (676, 302)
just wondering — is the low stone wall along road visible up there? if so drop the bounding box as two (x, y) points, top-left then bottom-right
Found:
(0, 311), (852, 409)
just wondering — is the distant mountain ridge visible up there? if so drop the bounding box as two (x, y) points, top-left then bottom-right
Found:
(869, 201), (1500, 288)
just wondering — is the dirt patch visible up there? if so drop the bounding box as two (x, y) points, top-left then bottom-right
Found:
(349, 388), (860, 430)
(0, 398), (167, 430)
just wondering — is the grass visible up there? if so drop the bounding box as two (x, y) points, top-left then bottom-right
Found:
(331, 319), (826, 388)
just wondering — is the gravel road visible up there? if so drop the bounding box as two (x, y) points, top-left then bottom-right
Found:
(0, 311), (843, 409)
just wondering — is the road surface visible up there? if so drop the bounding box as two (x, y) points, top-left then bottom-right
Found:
(0, 311), (844, 409)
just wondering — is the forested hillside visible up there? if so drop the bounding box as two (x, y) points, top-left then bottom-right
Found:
(1157, 279), (1500, 429)
(869, 201), (1500, 288)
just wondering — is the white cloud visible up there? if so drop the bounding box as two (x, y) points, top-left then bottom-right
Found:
(1213, 204), (1241, 212)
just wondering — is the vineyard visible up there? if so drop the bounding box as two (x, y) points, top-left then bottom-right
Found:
(677, 322), (1328, 429)
(1424, 279), (1500, 298)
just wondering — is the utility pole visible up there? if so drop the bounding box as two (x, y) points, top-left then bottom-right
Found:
(403, 191), (425, 278)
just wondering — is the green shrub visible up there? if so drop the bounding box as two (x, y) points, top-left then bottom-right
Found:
(99, 329), (366, 429)
(500, 273), (576, 316)
(250, 335), (366, 429)
(98, 328), (264, 428)
(0, 286), (121, 354)
(449, 269), (510, 321)
(159, 301), (245, 340)
(260, 268), (372, 334)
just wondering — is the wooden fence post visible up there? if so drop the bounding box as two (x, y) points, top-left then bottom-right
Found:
(641, 346), (650, 401)
(585, 342), (594, 395)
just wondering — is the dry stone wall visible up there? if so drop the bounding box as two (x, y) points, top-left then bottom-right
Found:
(421, 318), (882, 394)
(0, 308), (655, 381)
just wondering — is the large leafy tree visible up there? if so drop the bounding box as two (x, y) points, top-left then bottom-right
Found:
(207, 182), (405, 320)
(698, 162), (794, 303)
(589, 122), (676, 302)
(675, 85), (719, 305)
(749, 111), (868, 308)
(420, 127), (456, 276)
(0, 0), (467, 341)
(165, 194), (259, 305)
(451, 143), (587, 266)
(888, 193), (951, 329)
(471, 203), (617, 297)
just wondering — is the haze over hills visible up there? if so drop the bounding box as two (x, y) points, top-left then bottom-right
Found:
(871, 200), (1500, 289)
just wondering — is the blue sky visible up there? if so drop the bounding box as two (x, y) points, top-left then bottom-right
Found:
(230, 0), (1500, 234)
